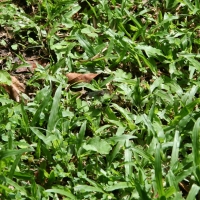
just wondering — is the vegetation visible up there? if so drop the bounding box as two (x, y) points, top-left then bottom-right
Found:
(0, 0), (200, 199)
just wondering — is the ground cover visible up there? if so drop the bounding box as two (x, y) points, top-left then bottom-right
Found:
(0, 0), (200, 199)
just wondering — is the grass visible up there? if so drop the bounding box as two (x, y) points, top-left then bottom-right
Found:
(0, 0), (200, 199)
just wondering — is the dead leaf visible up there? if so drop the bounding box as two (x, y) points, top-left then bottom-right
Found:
(66, 73), (99, 84)
(2, 76), (25, 102)
(16, 59), (48, 74)
(16, 61), (37, 73)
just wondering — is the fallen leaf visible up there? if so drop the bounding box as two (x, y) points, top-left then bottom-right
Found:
(66, 73), (99, 84)
(15, 61), (37, 73)
(2, 76), (25, 102)
(15, 59), (48, 73)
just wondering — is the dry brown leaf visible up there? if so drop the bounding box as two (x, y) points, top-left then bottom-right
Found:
(16, 60), (47, 73)
(16, 61), (37, 73)
(66, 73), (99, 84)
(2, 76), (25, 102)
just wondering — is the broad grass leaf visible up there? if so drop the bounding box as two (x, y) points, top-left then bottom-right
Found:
(167, 170), (179, 190)
(125, 140), (132, 180)
(0, 70), (11, 85)
(170, 130), (180, 169)
(3, 177), (27, 196)
(13, 171), (33, 181)
(75, 32), (96, 57)
(9, 154), (21, 179)
(74, 185), (104, 193)
(134, 179), (151, 200)
(0, 148), (32, 160)
(138, 54), (157, 75)
(148, 97), (156, 122)
(100, 75), (114, 87)
(154, 90), (174, 104)
(107, 127), (126, 167)
(184, 85), (198, 104)
(165, 186), (176, 198)
(135, 45), (164, 58)
(95, 125), (112, 134)
(141, 114), (156, 135)
(185, 56), (200, 71)
(165, 0), (179, 9)
(71, 82), (98, 91)
(81, 26), (98, 38)
(113, 69), (132, 82)
(170, 99), (200, 127)
(30, 127), (57, 145)
(47, 84), (62, 133)
(105, 39), (114, 58)
(108, 135), (137, 143)
(152, 14), (179, 30)
(31, 91), (51, 126)
(77, 121), (86, 155)
(21, 103), (30, 134)
(63, 3), (80, 18)
(155, 144), (164, 197)
(108, 140), (124, 167)
(176, 166), (195, 184)
(112, 103), (135, 130)
(83, 136), (111, 154)
(106, 182), (132, 191)
(105, 106), (118, 121)
(124, 9), (142, 29)
(150, 77), (164, 93)
(45, 188), (76, 199)
(186, 184), (200, 200)
(131, 146), (154, 163)
(192, 118), (200, 183)
(196, 0), (200, 8)
(182, 0), (195, 11)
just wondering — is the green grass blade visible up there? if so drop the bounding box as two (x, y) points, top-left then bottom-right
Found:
(134, 179), (151, 200)
(170, 130), (180, 169)
(30, 127), (57, 145)
(112, 103), (135, 130)
(45, 188), (76, 199)
(0, 149), (32, 160)
(131, 146), (154, 163)
(124, 140), (132, 180)
(155, 143), (165, 197)
(77, 121), (86, 155)
(8, 154), (21, 179)
(192, 118), (200, 183)
(21, 103), (30, 134)
(106, 182), (132, 191)
(47, 84), (62, 133)
(76, 32), (96, 58)
(31, 91), (52, 126)
(170, 99), (200, 127)
(139, 54), (157, 75)
(195, 0), (200, 8)
(167, 170), (179, 190)
(186, 184), (200, 200)
(4, 177), (27, 196)
(74, 185), (103, 193)
(107, 126), (126, 167)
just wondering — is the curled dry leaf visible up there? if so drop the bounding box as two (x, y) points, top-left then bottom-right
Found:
(2, 76), (25, 102)
(66, 73), (99, 84)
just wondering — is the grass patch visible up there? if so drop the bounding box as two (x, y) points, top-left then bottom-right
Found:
(0, 0), (200, 199)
